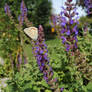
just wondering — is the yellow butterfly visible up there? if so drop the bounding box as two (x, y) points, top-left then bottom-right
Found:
(24, 27), (38, 40)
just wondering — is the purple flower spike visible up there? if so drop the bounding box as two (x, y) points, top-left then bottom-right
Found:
(84, 0), (92, 15)
(75, 30), (78, 35)
(19, 0), (27, 25)
(58, 0), (79, 52)
(61, 22), (66, 26)
(61, 36), (66, 44)
(40, 50), (44, 54)
(66, 30), (70, 35)
(70, 19), (74, 24)
(61, 30), (65, 34)
(31, 25), (60, 91)
(4, 3), (11, 16)
(21, 0), (27, 16)
(74, 42), (77, 48)
(66, 44), (70, 52)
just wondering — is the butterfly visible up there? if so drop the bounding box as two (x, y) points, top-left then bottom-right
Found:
(24, 27), (38, 40)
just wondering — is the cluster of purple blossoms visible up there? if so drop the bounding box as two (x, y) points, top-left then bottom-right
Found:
(16, 52), (27, 71)
(4, 3), (13, 20)
(4, 3), (11, 16)
(19, 0), (32, 27)
(18, 0), (27, 25)
(84, 0), (92, 15)
(60, 0), (79, 53)
(32, 25), (63, 92)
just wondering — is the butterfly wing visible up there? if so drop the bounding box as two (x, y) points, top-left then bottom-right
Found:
(24, 27), (38, 40)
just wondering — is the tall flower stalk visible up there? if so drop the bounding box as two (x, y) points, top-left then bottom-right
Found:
(60, 0), (79, 54)
(19, 0), (32, 27)
(31, 25), (63, 92)
(4, 1), (28, 71)
(84, 0), (92, 15)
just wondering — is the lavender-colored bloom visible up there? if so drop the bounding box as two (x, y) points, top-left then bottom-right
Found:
(32, 25), (61, 91)
(61, 29), (65, 34)
(75, 30), (78, 35)
(44, 76), (48, 82)
(4, 3), (11, 16)
(40, 50), (44, 54)
(39, 66), (43, 71)
(19, 0), (27, 25)
(84, 0), (92, 15)
(66, 44), (70, 52)
(18, 54), (22, 64)
(61, 17), (67, 23)
(61, 88), (64, 92)
(61, 36), (66, 40)
(61, 22), (66, 26)
(59, 0), (79, 52)
(74, 42), (77, 48)
(66, 30), (70, 35)
(61, 36), (66, 44)
(34, 50), (38, 54)
(74, 36), (78, 42)
(20, 0), (27, 16)
(37, 55), (42, 61)
(70, 19), (74, 24)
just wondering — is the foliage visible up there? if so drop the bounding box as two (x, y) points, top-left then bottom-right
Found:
(0, 8), (21, 77)
(0, 0), (52, 27)
(1, 35), (92, 92)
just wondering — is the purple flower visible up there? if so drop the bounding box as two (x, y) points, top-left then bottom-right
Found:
(70, 19), (74, 24)
(61, 88), (64, 92)
(74, 42), (77, 48)
(75, 30), (78, 35)
(37, 60), (41, 66)
(61, 29), (65, 34)
(66, 44), (70, 51)
(61, 36), (66, 44)
(18, 54), (22, 64)
(19, 0), (27, 25)
(61, 17), (67, 23)
(84, 0), (92, 15)
(37, 55), (42, 61)
(61, 22), (66, 26)
(32, 25), (60, 91)
(20, 0), (27, 16)
(39, 66), (44, 71)
(74, 36), (78, 42)
(40, 50), (44, 54)
(66, 30), (70, 35)
(59, 0), (79, 52)
(44, 76), (48, 82)
(4, 3), (11, 16)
